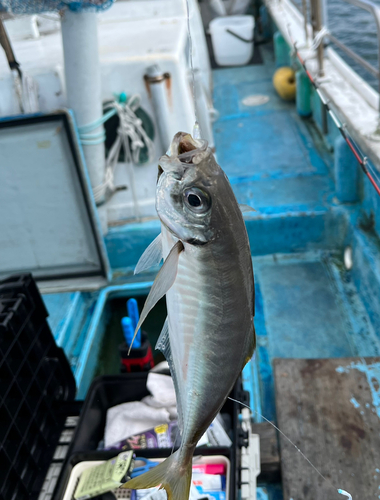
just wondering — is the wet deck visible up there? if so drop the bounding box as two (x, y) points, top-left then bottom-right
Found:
(274, 357), (380, 500)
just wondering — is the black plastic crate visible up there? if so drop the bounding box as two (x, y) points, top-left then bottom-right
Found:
(0, 274), (76, 500)
(53, 373), (245, 500)
(0, 274), (249, 500)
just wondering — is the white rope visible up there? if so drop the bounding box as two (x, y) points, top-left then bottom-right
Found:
(91, 95), (155, 210)
(309, 26), (329, 52)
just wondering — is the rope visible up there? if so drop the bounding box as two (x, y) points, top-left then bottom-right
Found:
(309, 26), (329, 52)
(77, 107), (116, 145)
(79, 95), (155, 208)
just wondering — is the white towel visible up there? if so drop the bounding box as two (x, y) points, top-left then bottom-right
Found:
(104, 373), (177, 448)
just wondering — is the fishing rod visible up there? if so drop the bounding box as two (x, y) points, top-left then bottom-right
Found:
(293, 41), (380, 197)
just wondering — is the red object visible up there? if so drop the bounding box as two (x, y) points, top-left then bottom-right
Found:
(121, 344), (154, 372)
(192, 464), (226, 475)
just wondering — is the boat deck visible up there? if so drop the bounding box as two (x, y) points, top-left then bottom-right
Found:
(213, 43), (334, 217)
(212, 43), (380, 423)
(38, 35), (380, 500)
(274, 357), (380, 500)
(211, 42), (380, 499)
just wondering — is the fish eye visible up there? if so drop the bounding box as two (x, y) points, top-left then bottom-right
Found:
(183, 187), (211, 213)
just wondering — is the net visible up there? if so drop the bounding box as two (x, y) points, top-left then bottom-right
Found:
(0, 0), (114, 14)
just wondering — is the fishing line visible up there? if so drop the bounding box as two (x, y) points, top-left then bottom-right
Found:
(185, 0), (201, 139)
(228, 396), (353, 500)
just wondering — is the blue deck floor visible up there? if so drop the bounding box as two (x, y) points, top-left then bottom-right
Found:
(212, 45), (333, 215)
(211, 45), (380, 424)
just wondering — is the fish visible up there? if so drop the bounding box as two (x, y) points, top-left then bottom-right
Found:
(123, 132), (256, 500)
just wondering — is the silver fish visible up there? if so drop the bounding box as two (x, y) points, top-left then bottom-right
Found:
(123, 132), (255, 500)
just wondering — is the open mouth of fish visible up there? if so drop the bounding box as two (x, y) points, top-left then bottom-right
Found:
(157, 132), (208, 181)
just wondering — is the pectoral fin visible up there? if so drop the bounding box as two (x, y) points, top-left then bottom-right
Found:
(239, 204), (256, 213)
(134, 234), (163, 275)
(128, 240), (184, 353)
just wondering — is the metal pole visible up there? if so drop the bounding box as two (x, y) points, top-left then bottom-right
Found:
(144, 65), (173, 154)
(302, 0), (309, 45)
(61, 10), (105, 196)
(315, 0), (324, 76)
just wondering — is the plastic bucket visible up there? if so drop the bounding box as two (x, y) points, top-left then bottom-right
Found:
(210, 15), (254, 66)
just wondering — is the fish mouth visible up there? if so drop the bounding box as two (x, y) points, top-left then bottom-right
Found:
(175, 132), (208, 163)
(157, 132), (209, 181)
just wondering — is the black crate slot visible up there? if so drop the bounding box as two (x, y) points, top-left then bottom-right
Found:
(0, 320), (15, 356)
(15, 403), (32, 438)
(7, 297), (31, 345)
(3, 470), (29, 500)
(0, 407), (13, 443)
(6, 342), (24, 378)
(0, 362), (13, 401)
(16, 361), (33, 394)
(26, 336), (45, 369)
(30, 432), (46, 463)
(24, 421), (40, 451)
(0, 449), (11, 482)
(14, 444), (31, 480)
(4, 382), (23, 417)
(39, 402), (60, 443)
(25, 381), (41, 408)
(3, 426), (22, 462)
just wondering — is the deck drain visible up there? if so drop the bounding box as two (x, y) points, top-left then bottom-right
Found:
(241, 95), (270, 106)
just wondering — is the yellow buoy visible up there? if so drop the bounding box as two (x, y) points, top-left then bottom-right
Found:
(273, 67), (296, 101)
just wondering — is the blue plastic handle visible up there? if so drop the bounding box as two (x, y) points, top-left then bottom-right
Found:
(121, 316), (134, 346)
(127, 298), (141, 348)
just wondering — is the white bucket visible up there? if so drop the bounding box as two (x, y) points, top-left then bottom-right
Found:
(210, 15), (254, 67)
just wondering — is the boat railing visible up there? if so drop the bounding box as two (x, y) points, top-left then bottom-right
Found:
(290, 0), (380, 109)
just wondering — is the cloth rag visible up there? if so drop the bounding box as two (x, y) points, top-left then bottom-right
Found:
(104, 372), (177, 448)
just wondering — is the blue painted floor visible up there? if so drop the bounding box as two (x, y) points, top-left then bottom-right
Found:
(212, 44), (334, 215)
(211, 45), (380, 422)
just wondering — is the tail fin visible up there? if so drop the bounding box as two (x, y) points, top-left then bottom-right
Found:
(121, 449), (192, 500)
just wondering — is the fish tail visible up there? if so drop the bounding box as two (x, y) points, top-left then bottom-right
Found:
(122, 449), (193, 500)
